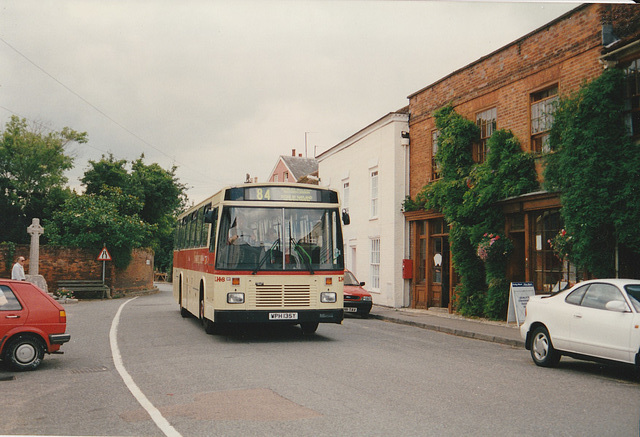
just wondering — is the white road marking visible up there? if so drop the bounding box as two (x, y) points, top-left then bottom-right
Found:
(110, 297), (182, 437)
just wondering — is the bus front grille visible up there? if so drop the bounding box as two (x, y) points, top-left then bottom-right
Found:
(254, 284), (312, 307)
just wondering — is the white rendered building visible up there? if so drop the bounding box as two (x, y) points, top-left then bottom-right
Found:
(317, 108), (409, 308)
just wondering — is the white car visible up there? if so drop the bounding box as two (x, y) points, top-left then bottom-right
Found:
(521, 279), (640, 369)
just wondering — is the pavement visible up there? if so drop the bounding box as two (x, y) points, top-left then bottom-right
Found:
(368, 305), (525, 348)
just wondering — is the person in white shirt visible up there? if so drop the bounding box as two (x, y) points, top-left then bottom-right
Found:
(11, 256), (26, 281)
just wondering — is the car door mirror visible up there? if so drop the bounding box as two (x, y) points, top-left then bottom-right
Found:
(605, 300), (629, 313)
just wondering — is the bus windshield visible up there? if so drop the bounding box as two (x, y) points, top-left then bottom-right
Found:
(215, 206), (344, 272)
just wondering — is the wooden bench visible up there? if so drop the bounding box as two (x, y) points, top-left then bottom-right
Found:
(56, 280), (110, 299)
(154, 271), (168, 282)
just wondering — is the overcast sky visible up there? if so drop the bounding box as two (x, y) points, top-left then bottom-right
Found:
(1, 1), (604, 204)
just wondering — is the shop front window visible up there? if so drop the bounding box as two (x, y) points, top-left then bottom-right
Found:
(532, 210), (584, 293)
(533, 210), (563, 293)
(417, 221), (427, 284)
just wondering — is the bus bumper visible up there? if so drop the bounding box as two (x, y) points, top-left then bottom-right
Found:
(214, 309), (343, 324)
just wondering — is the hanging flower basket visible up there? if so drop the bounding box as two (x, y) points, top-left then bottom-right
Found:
(477, 233), (512, 262)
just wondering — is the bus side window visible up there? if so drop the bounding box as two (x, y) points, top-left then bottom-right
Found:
(178, 217), (188, 249)
(198, 205), (208, 247)
(209, 207), (218, 253)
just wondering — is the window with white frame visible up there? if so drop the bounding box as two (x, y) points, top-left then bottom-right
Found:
(623, 59), (640, 138)
(284, 172), (289, 182)
(431, 129), (441, 180)
(342, 181), (350, 212)
(370, 238), (380, 289)
(475, 107), (496, 163)
(531, 85), (558, 153)
(273, 174), (278, 182)
(370, 169), (378, 218)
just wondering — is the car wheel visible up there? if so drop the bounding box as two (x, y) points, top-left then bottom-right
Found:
(4, 334), (45, 371)
(530, 326), (561, 367)
(300, 322), (319, 335)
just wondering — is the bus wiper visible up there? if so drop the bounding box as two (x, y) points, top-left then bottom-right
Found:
(252, 238), (280, 275)
(291, 237), (314, 275)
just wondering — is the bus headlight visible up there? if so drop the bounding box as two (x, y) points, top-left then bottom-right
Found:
(227, 292), (245, 304)
(321, 292), (337, 303)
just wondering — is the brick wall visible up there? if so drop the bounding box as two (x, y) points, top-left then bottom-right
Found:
(0, 244), (154, 294)
(407, 4), (619, 197)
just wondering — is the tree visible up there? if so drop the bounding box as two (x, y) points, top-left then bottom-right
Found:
(79, 154), (187, 271)
(0, 116), (86, 243)
(45, 187), (156, 269)
(544, 68), (640, 278)
(80, 154), (130, 196)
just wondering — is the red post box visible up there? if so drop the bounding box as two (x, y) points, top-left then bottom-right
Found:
(402, 259), (413, 279)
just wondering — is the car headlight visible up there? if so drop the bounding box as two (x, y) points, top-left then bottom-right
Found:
(362, 296), (372, 302)
(321, 292), (337, 303)
(227, 292), (245, 304)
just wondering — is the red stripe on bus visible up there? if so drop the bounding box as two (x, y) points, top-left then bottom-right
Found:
(173, 248), (216, 274)
(209, 270), (344, 276)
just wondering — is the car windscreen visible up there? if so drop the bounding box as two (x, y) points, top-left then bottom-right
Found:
(344, 271), (360, 286)
(624, 285), (640, 312)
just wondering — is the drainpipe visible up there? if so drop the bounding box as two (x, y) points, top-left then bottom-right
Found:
(401, 130), (410, 307)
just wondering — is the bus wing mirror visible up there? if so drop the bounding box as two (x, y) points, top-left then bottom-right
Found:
(342, 210), (350, 226)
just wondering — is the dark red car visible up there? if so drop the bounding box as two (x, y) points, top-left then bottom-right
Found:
(0, 279), (70, 371)
(343, 270), (373, 317)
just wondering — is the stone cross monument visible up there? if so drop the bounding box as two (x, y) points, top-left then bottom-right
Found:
(27, 218), (44, 276)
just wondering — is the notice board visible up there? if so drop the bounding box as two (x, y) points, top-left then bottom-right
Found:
(507, 282), (535, 325)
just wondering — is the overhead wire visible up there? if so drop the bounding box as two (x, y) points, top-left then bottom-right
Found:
(0, 36), (224, 190)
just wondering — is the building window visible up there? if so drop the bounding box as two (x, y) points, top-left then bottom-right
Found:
(533, 210), (563, 293)
(531, 85), (558, 153)
(273, 174), (278, 182)
(342, 181), (350, 212)
(431, 218), (446, 284)
(370, 238), (380, 289)
(416, 221), (427, 284)
(370, 170), (378, 218)
(431, 130), (441, 180)
(624, 59), (640, 138)
(284, 172), (289, 182)
(475, 107), (496, 163)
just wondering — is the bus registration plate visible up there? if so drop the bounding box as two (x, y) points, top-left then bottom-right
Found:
(269, 312), (298, 320)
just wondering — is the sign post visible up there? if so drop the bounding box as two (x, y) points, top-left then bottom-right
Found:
(507, 282), (536, 325)
(97, 245), (112, 285)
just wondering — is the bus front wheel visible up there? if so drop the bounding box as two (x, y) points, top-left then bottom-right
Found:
(300, 322), (319, 335)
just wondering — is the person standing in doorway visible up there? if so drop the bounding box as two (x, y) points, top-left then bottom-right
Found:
(11, 256), (26, 281)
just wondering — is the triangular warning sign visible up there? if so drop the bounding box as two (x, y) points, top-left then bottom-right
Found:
(97, 247), (112, 261)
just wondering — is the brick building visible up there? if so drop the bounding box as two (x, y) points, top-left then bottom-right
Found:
(405, 4), (640, 310)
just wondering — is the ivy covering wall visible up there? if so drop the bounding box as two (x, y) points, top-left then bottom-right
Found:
(405, 106), (539, 319)
(544, 68), (640, 278)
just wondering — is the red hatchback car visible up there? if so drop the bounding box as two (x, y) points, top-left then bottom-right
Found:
(343, 270), (373, 317)
(0, 279), (70, 371)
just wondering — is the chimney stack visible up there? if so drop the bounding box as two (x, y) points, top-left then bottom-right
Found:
(292, 149), (296, 156)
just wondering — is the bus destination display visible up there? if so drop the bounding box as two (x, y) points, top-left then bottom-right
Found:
(245, 187), (320, 202)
